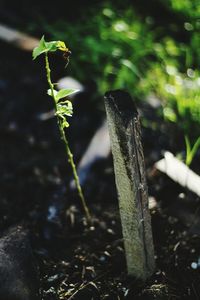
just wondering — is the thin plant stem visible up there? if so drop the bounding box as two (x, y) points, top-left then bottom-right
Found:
(45, 53), (91, 223)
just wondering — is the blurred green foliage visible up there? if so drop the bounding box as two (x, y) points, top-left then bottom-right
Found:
(44, 6), (154, 97)
(164, 0), (200, 18)
(33, 0), (200, 143)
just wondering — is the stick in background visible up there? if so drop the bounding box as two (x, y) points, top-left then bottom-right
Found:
(70, 120), (110, 188)
(0, 24), (39, 51)
(155, 151), (200, 197)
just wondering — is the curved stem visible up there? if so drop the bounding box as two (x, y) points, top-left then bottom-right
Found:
(45, 53), (91, 224)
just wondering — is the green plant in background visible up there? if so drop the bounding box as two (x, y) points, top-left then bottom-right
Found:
(28, 1), (200, 150)
(163, 0), (200, 18)
(42, 4), (200, 127)
(43, 6), (154, 98)
(141, 62), (200, 133)
(32, 36), (91, 223)
(185, 135), (200, 166)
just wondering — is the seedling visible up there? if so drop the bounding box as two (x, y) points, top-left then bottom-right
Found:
(32, 36), (91, 223)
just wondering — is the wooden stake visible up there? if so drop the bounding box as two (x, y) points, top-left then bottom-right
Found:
(104, 90), (155, 280)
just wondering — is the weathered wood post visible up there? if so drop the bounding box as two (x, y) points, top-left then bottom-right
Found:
(104, 90), (155, 280)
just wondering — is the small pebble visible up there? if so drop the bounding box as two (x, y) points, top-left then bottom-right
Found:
(191, 262), (198, 269)
(107, 228), (114, 235)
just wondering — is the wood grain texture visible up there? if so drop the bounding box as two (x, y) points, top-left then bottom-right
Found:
(104, 90), (155, 279)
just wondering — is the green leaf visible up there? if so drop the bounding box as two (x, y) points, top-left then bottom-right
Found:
(56, 101), (73, 117)
(191, 136), (200, 162)
(55, 89), (79, 101)
(32, 36), (47, 60)
(185, 135), (200, 166)
(121, 59), (142, 78)
(45, 41), (60, 52)
(185, 135), (191, 165)
(61, 118), (70, 128)
(47, 88), (78, 102)
(47, 89), (58, 98)
(32, 36), (69, 60)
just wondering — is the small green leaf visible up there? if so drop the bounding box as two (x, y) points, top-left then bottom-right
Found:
(55, 89), (79, 101)
(45, 40), (68, 53)
(45, 41), (60, 52)
(57, 41), (68, 51)
(56, 101), (73, 117)
(32, 36), (70, 60)
(47, 89), (58, 98)
(32, 36), (47, 60)
(121, 59), (142, 78)
(61, 118), (70, 128)
(47, 88), (78, 102)
(185, 135), (200, 166)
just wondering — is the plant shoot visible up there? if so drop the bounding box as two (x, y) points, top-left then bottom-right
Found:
(32, 36), (91, 223)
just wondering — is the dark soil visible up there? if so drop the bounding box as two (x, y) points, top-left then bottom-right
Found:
(1, 41), (200, 300)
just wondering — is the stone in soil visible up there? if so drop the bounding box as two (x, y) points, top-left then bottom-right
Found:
(0, 225), (40, 300)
